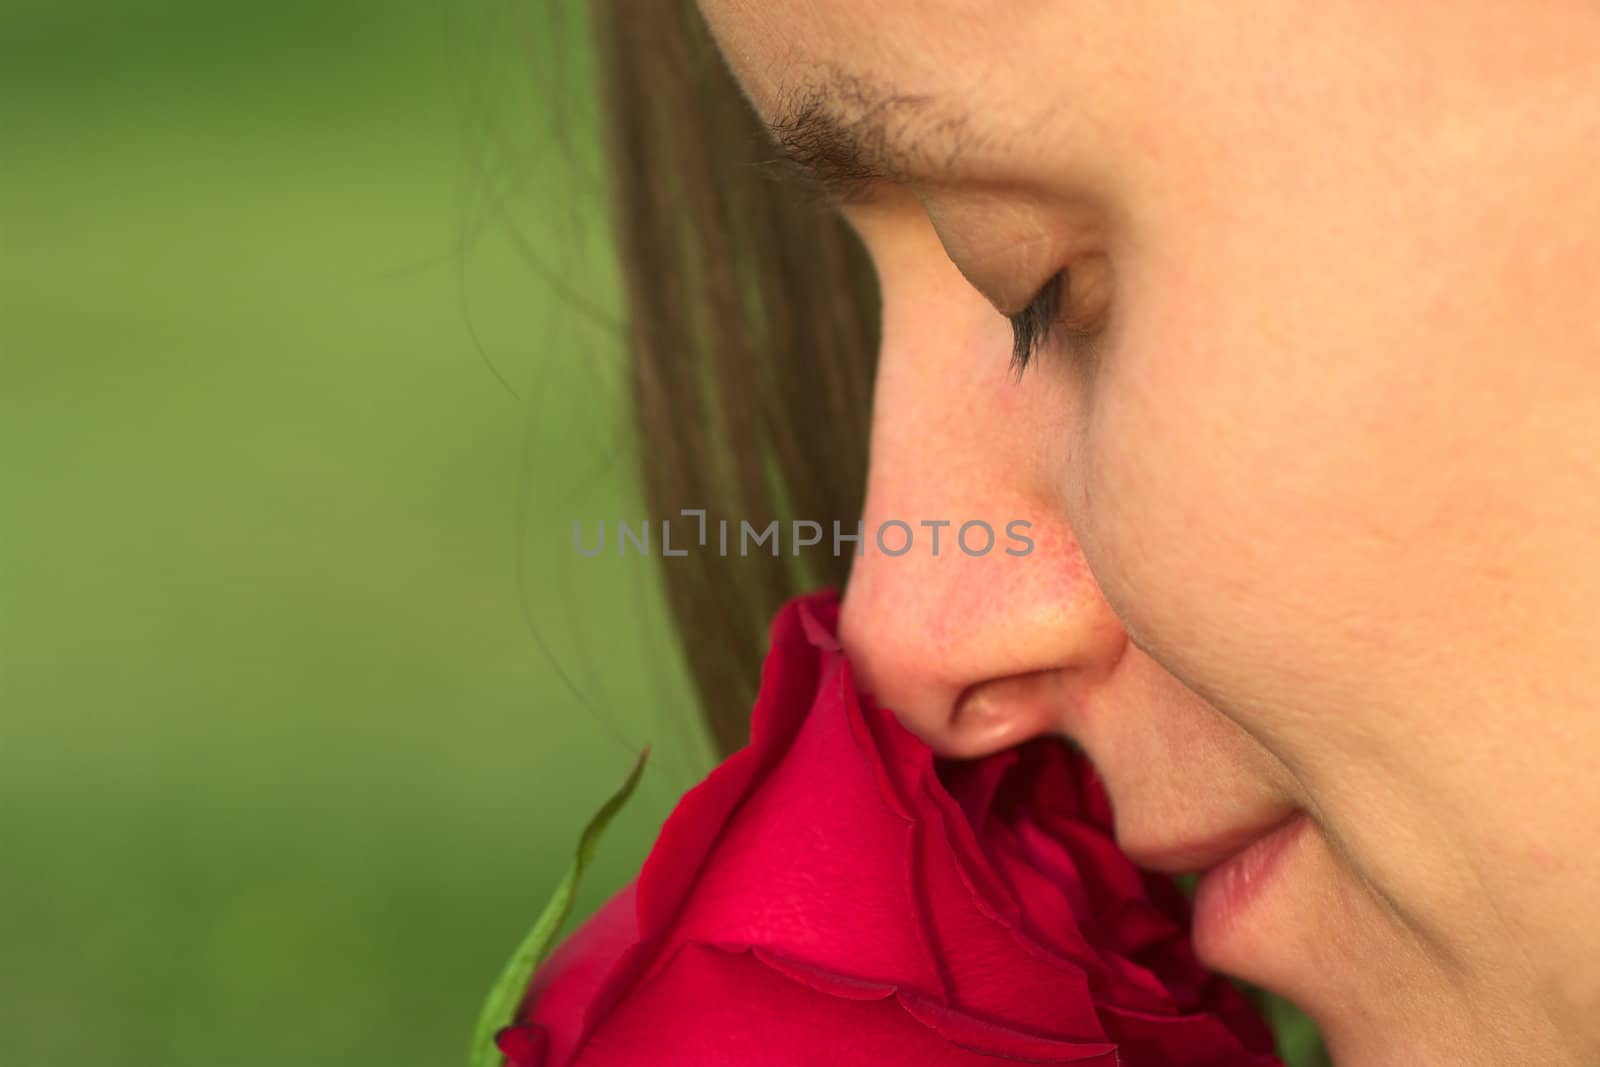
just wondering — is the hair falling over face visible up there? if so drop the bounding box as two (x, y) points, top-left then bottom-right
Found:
(589, 1), (881, 757)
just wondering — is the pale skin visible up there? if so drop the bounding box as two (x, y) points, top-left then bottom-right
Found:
(696, 2), (1600, 1064)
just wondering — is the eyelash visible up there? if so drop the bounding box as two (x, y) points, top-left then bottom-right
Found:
(1005, 269), (1103, 381)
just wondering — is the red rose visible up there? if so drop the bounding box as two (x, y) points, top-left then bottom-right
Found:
(498, 589), (1282, 1065)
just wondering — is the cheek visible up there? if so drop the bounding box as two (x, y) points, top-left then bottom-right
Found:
(1066, 0), (1598, 775)
(1072, 179), (1521, 775)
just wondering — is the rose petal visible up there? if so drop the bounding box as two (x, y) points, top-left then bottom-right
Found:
(495, 1021), (549, 1066)
(576, 940), (1120, 1066)
(647, 649), (942, 992)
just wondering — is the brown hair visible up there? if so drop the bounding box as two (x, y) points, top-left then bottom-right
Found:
(589, 1), (880, 759)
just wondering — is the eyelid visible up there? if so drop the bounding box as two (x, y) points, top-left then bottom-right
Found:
(922, 195), (1071, 307)
(877, 191), (1113, 376)
(1006, 257), (1114, 379)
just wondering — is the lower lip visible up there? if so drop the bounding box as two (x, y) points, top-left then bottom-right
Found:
(1191, 813), (1310, 958)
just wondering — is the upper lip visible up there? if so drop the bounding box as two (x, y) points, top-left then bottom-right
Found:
(1118, 810), (1304, 877)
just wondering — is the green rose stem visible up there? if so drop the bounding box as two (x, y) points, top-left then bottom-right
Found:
(468, 746), (651, 1067)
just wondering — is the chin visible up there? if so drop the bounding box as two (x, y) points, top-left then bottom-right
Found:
(1187, 820), (1552, 1067)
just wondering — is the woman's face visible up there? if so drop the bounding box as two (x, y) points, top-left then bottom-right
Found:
(698, 2), (1600, 1063)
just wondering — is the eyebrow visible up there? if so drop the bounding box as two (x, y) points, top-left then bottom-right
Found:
(758, 77), (965, 206)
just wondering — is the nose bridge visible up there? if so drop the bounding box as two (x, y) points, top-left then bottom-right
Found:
(838, 265), (1126, 745)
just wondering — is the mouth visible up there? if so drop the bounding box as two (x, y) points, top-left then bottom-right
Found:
(1190, 813), (1312, 965)
(1120, 810), (1312, 967)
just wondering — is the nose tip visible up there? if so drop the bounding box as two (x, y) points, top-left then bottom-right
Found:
(837, 524), (1129, 761)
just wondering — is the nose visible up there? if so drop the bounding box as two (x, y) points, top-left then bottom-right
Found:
(837, 225), (1128, 761)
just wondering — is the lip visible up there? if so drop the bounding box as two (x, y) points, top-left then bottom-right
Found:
(1119, 810), (1304, 877)
(1190, 812), (1311, 958)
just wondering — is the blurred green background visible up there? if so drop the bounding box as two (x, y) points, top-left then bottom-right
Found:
(1, 2), (713, 1064)
(0, 2), (1324, 1064)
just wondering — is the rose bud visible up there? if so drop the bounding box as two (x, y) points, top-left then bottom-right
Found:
(496, 589), (1283, 1065)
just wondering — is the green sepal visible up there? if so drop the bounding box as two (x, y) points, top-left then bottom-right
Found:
(468, 746), (650, 1067)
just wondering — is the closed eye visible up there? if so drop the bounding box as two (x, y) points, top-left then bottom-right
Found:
(1004, 259), (1113, 382)
(1007, 271), (1064, 380)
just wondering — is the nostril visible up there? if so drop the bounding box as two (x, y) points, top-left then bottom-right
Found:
(943, 670), (1068, 760)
